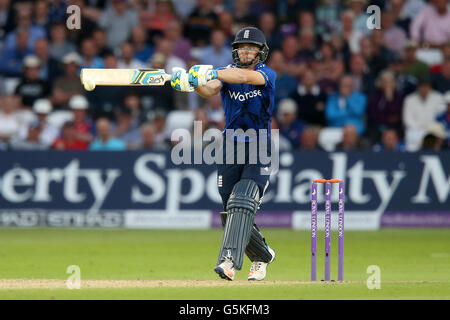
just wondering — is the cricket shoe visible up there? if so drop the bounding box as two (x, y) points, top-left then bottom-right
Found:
(214, 258), (235, 281)
(248, 247), (276, 281)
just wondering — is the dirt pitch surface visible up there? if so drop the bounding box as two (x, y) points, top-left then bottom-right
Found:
(0, 279), (439, 290)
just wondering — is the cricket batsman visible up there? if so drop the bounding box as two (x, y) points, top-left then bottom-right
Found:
(171, 27), (276, 281)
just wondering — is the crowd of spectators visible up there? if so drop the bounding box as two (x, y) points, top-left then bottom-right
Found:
(0, 0), (450, 152)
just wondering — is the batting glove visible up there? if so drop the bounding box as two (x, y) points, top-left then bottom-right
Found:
(188, 65), (218, 88)
(171, 67), (194, 92)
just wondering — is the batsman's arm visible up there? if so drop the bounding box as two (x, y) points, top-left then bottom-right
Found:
(216, 68), (266, 85)
(193, 67), (266, 98)
(195, 79), (223, 98)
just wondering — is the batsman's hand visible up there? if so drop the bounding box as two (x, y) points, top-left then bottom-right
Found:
(171, 67), (194, 92)
(188, 65), (218, 88)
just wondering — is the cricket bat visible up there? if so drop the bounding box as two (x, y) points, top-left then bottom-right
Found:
(80, 68), (172, 91)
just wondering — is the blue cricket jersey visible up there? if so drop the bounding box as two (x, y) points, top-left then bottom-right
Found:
(218, 62), (276, 140)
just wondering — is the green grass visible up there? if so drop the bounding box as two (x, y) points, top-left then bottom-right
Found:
(0, 228), (449, 299)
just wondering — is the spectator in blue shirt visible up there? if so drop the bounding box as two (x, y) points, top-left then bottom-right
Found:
(80, 38), (104, 69)
(325, 75), (367, 134)
(268, 50), (298, 113)
(373, 129), (406, 152)
(131, 26), (154, 64)
(48, 0), (67, 24)
(4, 5), (46, 51)
(200, 29), (233, 68)
(90, 118), (126, 151)
(0, 27), (34, 77)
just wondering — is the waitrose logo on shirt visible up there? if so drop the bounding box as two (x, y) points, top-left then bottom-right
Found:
(228, 90), (262, 102)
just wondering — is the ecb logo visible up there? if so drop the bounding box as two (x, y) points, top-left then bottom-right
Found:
(66, 5), (81, 30)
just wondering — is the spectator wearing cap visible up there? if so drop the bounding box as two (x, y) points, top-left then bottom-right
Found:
(403, 76), (446, 149)
(51, 52), (84, 110)
(421, 122), (447, 151)
(9, 121), (49, 151)
(373, 129), (406, 152)
(325, 75), (367, 134)
(52, 121), (87, 150)
(403, 40), (430, 81)
(437, 91), (450, 149)
(98, 0), (138, 49)
(49, 23), (77, 62)
(388, 53), (418, 96)
(0, 95), (21, 147)
(199, 29), (233, 68)
(335, 124), (368, 151)
(0, 27), (34, 77)
(410, 0), (450, 47)
(69, 95), (94, 149)
(14, 55), (51, 108)
(366, 70), (404, 144)
(90, 118), (126, 151)
(112, 106), (141, 150)
(277, 98), (306, 149)
(290, 68), (327, 126)
(431, 59), (450, 94)
(80, 38), (104, 69)
(118, 42), (146, 69)
(17, 99), (59, 147)
(34, 38), (61, 83)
